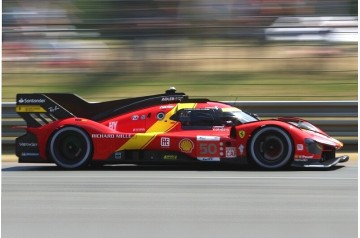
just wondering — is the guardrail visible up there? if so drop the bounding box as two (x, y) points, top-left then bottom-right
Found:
(2, 101), (357, 153)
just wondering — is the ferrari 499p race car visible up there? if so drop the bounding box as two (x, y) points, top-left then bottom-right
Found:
(15, 88), (349, 170)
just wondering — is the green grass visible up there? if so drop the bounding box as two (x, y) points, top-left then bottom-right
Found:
(2, 71), (357, 102)
(3, 40), (357, 102)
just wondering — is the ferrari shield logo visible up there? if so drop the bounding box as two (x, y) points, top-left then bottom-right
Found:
(239, 130), (246, 138)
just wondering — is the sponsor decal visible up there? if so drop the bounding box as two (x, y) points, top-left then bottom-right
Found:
(16, 105), (46, 113)
(239, 130), (246, 139)
(294, 155), (314, 161)
(197, 157), (220, 162)
(133, 128), (146, 132)
(92, 134), (133, 139)
(141, 115), (146, 120)
(132, 115), (139, 121)
(18, 142), (38, 147)
(164, 155), (177, 160)
(196, 136), (220, 141)
(156, 112), (165, 120)
(160, 105), (175, 109)
(109, 121), (118, 130)
(299, 155), (314, 159)
(179, 138), (194, 153)
(225, 147), (237, 158)
(238, 144), (245, 155)
(297, 144), (304, 151)
(294, 158), (308, 162)
(18, 98), (46, 104)
(161, 96), (184, 102)
(21, 152), (39, 157)
(212, 126), (227, 131)
(48, 106), (60, 113)
(161, 137), (170, 147)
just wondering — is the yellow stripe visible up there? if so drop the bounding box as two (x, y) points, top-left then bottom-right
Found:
(221, 107), (241, 112)
(118, 133), (159, 150)
(118, 103), (197, 150)
(16, 105), (46, 113)
(140, 134), (158, 149)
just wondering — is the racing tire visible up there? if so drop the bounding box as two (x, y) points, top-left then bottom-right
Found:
(49, 126), (93, 169)
(249, 126), (293, 170)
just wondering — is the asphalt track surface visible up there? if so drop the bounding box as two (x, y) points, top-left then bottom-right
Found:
(2, 154), (358, 238)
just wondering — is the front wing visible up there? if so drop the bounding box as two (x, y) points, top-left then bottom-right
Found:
(292, 155), (349, 168)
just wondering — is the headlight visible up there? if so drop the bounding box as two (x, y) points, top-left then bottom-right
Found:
(304, 138), (322, 155)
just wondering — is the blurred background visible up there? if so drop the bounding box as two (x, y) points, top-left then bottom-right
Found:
(2, 0), (358, 102)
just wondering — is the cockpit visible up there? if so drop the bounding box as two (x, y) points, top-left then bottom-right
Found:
(170, 107), (258, 129)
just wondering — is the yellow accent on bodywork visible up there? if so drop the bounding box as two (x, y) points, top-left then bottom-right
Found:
(118, 103), (197, 150)
(221, 107), (241, 112)
(16, 105), (46, 113)
(117, 133), (158, 150)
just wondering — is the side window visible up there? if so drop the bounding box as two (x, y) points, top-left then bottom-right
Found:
(189, 111), (215, 126)
(171, 109), (219, 129)
(169, 109), (189, 122)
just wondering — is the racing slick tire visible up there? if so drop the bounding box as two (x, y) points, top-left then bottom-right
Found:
(249, 126), (294, 170)
(49, 126), (93, 169)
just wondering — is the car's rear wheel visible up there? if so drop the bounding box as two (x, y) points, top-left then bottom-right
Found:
(49, 126), (93, 169)
(249, 126), (293, 169)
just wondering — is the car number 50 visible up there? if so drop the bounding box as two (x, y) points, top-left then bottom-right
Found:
(199, 143), (218, 155)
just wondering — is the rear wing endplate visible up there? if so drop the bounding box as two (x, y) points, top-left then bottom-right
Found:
(16, 94), (78, 127)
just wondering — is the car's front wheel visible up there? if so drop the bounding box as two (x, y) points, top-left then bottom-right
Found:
(248, 126), (294, 169)
(49, 126), (93, 169)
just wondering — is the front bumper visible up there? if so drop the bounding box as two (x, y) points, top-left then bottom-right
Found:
(292, 155), (349, 168)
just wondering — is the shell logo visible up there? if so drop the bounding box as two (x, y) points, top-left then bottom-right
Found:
(179, 138), (194, 153)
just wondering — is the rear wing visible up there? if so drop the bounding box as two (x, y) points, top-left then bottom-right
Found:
(16, 93), (89, 127)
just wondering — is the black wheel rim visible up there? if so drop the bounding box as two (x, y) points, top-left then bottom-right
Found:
(254, 132), (287, 166)
(262, 135), (285, 161)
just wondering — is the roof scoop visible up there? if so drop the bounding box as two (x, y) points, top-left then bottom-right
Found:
(166, 87), (176, 94)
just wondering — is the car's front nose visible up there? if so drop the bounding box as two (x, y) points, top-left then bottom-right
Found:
(292, 154), (349, 168)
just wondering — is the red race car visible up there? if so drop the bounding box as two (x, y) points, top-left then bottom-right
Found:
(15, 88), (349, 170)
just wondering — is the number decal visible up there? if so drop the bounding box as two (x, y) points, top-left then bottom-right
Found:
(208, 143), (217, 155)
(199, 143), (207, 155)
(199, 142), (219, 156)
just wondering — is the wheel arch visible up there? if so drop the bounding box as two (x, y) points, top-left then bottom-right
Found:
(246, 124), (295, 148)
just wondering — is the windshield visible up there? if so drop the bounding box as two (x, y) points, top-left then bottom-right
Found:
(277, 117), (325, 134)
(221, 108), (258, 125)
(288, 120), (323, 134)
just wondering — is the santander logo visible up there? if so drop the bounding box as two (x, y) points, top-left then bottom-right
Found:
(18, 98), (46, 104)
